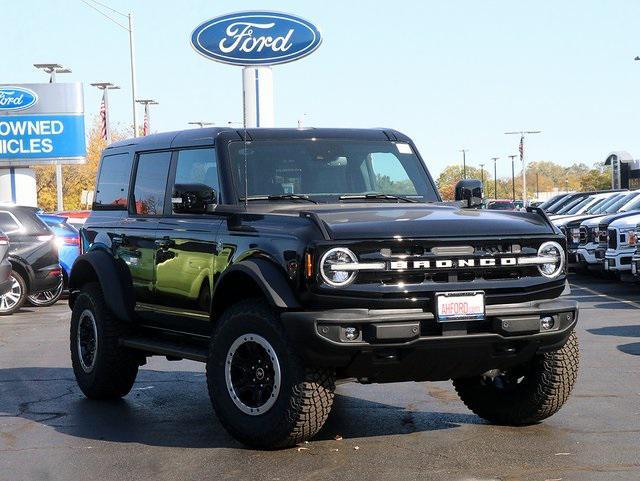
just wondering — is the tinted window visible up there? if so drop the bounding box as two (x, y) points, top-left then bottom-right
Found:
(172, 148), (218, 213)
(0, 212), (20, 233)
(132, 152), (171, 215)
(94, 153), (134, 209)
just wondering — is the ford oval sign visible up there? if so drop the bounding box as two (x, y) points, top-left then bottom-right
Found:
(191, 11), (322, 66)
(0, 86), (38, 112)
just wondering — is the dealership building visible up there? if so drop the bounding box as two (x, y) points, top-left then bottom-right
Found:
(605, 151), (640, 190)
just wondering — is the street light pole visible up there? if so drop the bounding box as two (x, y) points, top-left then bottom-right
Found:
(91, 83), (120, 144)
(491, 157), (499, 200)
(188, 121), (215, 128)
(128, 14), (139, 137)
(505, 130), (541, 205)
(459, 149), (468, 179)
(508, 154), (517, 201)
(81, 1), (139, 137)
(34, 63), (72, 211)
(479, 163), (485, 192)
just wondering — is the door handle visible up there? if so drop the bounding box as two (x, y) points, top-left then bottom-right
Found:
(155, 237), (175, 249)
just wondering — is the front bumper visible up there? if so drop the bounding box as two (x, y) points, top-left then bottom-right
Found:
(604, 248), (635, 272)
(281, 297), (578, 382)
(575, 246), (599, 265)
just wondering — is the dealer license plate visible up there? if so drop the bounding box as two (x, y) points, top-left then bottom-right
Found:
(436, 291), (485, 322)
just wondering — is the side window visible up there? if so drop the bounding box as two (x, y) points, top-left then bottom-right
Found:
(172, 148), (218, 213)
(132, 151), (171, 216)
(0, 211), (21, 233)
(94, 153), (134, 209)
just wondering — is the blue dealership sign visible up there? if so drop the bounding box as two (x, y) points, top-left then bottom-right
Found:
(191, 11), (322, 66)
(0, 83), (86, 166)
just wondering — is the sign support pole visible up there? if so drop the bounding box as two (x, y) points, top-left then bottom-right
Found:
(242, 67), (274, 128)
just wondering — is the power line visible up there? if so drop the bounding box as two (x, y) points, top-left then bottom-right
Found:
(79, 0), (128, 31)
(85, 0), (127, 17)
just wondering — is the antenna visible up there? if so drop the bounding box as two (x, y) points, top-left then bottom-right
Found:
(243, 118), (248, 210)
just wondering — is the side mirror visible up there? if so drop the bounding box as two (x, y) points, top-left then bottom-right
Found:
(172, 183), (217, 214)
(454, 179), (483, 209)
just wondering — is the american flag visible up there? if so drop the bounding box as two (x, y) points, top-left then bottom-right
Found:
(142, 105), (149, 136)
(519, 135), (524, 161)
(99, 92), (107, 141)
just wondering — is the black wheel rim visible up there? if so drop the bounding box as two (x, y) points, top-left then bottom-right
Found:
(225, 334), (281, 415)
(77, 309), (98, 373)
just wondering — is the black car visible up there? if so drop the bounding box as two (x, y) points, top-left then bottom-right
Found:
(0, 231), (11, 296)
(69, 128), (579, 449)
(0, 205), (63, 315)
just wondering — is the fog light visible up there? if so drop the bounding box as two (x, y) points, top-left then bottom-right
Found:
(540, 316), (555, 330)
(344, 326), (359, 341)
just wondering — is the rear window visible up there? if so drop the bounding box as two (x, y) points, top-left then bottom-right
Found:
(0, 211), (21, 233)
(93, 153), (134, 210)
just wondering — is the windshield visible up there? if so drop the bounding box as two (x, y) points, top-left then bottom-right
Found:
(228, 140), (439, 203)
(567, 197), (595, 214)
(557, 196), (588, 214)
(589, 194), (622, 214)
(487, 201), (515, 210)
(619, 194), (640, 212)
(608, 192), (639, 213)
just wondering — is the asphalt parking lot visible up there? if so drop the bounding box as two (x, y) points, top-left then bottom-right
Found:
(1, 274), (639, 481)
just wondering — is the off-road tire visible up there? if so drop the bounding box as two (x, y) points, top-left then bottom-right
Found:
(207, 299), (335, 449)
(70, 282), (139, 399)
(0, 271), (27, 316)
(453, 331), (579, 425)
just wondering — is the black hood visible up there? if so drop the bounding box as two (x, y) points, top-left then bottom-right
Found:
(274, 203), (556, 240)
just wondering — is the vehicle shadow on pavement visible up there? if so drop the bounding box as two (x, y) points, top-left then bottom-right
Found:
(0, 367), (481, 448)
(587, 325), (640, 356)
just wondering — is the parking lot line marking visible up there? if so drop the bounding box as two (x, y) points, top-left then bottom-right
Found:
(570, 284), (640, 309)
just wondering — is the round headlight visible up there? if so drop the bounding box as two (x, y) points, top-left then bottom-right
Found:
(537, 241), (565, 278)
(320, 248), (358, 287)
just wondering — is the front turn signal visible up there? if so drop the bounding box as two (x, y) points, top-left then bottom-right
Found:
(305, 252), (313, 278)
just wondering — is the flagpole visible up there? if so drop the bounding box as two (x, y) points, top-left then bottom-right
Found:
(91, 83), (120, 144)
(505, 130), (541, 205)
(135, 99), (159, 136)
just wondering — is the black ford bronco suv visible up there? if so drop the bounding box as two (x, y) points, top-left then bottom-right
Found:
(68, 128), (579, 449)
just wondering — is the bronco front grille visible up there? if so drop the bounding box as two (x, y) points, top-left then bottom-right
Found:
(339, 239), (559, 286)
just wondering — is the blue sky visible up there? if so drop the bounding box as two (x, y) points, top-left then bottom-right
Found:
(4, 0), (640, 178)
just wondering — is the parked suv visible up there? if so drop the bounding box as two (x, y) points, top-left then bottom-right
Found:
(0, 205), (63, 315)
(69, 128), (579, 449)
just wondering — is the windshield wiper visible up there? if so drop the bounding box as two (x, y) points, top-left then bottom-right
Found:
(243, 194), (319, 204)
(339, 193), (418, 203)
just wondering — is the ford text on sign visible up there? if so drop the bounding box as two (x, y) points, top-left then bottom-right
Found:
(0, 87), (38, 111)
(191, 11), (322, 66)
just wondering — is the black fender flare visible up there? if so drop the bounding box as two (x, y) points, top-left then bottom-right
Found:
(68, 250), (135, 322)
(7, 255), (35, 289)
(212, 258), (300, 313)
